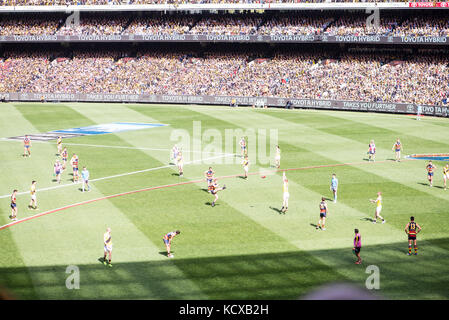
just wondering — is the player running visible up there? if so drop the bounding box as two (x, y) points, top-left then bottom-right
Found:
(70, 153), (79, 183)
(81, 167), (90, 192)
(367, 140), (376, 162)
(23, 135), (31, 157)
(316, 197), (328, 231)
(54, 159), (62, 184)
(275, 145), (281, 169)
(281, 172), (289, 213)
(242, 155), (249, 179)
(56, 136), (63, 155)
(61, 147), (68, 171)
(370, 191), (386, 224)
(103, 228), (113, 267)
(10, 189), (18, 221)
(443, 164), (449, 190)
(163, 230), (180, 258)
(204, 167), (215, 187)
(330, 173), (338, 203)
(176, 151), (184, 177)
(353, 229), (362, 264)
(392, 138), (402, 162)
(405, 216), (422, 256)
(28, 181), (37, 210)
(209, 179), (226, 207)
(239, 137), (247, 157)
(426, 161), (436, 187)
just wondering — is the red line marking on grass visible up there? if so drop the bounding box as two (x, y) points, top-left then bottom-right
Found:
(0, 159), (405, 231)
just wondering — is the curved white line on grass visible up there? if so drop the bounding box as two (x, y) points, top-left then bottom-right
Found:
(0, 153), (237, 199)
(0, 159), (406, 231)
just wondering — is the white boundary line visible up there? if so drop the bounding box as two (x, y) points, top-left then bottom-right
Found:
(0, 138), (233, 156)
(0, 153), (236, 199)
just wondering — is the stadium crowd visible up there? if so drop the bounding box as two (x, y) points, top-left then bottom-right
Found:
(0, 0), (415, 6)
(1, 49), (448, 106)
(0, 13), (448, 36)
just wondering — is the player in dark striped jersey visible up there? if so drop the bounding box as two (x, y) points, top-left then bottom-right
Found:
(209, 179), (226, 207)
(57, 136), (63, 155)
(10, 189), (18, 221)
(405, 216), (422, 256)
(426, 161), (436, 187)
(353, 229), (362, 264)
(204, 167), (215, 187)
(316, 197), (328, 230)
(61, 147), (68, 172)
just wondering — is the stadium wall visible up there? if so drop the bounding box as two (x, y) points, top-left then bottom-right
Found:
(1, 34), (448, 45)
(2, 92), (448, 117)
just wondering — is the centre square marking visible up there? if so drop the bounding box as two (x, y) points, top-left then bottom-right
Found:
(6, 122), (169, 141)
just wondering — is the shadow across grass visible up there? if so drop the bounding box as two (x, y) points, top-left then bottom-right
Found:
(1, 239), (449, 300)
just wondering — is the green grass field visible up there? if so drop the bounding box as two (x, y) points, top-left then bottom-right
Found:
(0, 102), (448, 300)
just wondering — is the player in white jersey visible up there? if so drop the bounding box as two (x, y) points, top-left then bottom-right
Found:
(367, 140), (376, 162)
(275, 145), (281, 169)
(53, 159), (62, 184)
(370, 192), (386, 224)
(176, 151), (184, 177)
(242, 155), (249, 179)
(239, 137), (247, 157)
(281, 172), (289, 213)
(443, 164), (449, 190)
(103, 228), (113, 267)
(28, 181), (37, 210)
(330, 173), (338, 203)
(172, 145), (179, 163)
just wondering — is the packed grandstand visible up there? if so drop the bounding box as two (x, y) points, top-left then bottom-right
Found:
(0, 1), (428, 6)
(0, 4), (448, 109)
(0, 12), (448, 36)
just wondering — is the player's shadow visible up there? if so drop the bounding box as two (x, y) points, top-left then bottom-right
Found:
(269, 206), (283, 214)
(68, 173), (73, 176)
(361, 217), (375, 222)
(158, 251), (174, 257)
(201, 188), (210, 193)
(323, 197), (333, 201)
(171, 173), (182, 177)
(51, 179), (59, 183)
(237, 175), (247, 180)
(417, 182), (430, 186)
(310, 223), (319, 228)
(97, 257), (108, 264)
(204, 202), (219, 206)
